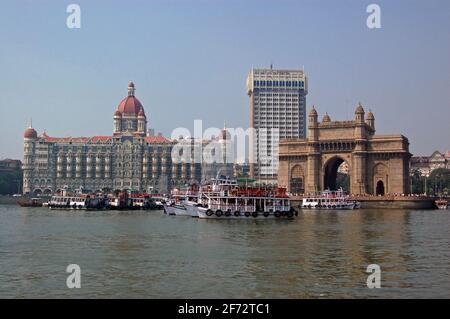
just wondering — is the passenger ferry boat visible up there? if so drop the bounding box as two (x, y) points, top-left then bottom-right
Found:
(109, 192), (160, 210)
(301, 188), (360, 210)
(130, 194), (159, 210)
(195, 176), (296, 219)
(48, 194), (105, 210)
(45, 190), (165, 211)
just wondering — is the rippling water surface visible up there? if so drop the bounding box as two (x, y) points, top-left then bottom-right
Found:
(0, 205), (449, 298)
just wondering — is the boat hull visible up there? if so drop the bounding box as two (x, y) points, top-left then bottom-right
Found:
(163, 205), (176, 215)
(196, 207), (296, 219)
(17, 203), (42, 207)
(17, 199), (42, 207)
(172, 205), (191, 216)
(48, 205), (105, 210)
(301, 203), (358, 210)
(183, 202), (199, 217)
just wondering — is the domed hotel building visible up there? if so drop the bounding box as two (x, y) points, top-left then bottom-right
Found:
(22, 82), (232, 195)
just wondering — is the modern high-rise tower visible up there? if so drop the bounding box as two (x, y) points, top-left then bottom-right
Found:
(247, 66), (308, 183)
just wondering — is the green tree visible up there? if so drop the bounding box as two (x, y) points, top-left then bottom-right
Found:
(0, 170), (23, 195)
(410, 169), (424, 194)
(427, 168), (450, 196)
(335, 172), (350, 193)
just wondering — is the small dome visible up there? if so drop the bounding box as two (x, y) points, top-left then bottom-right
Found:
(367, 110), (374, 119)
(309, 106), (318, 116)
(114, 110), (122, 117)
(355, 103), (365, 114)
(128, 81), (135, 88)
(24, 127), (37, 139)
(322, 113), (331, 122)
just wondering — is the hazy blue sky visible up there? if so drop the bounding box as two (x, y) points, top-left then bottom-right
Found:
(0, 0), (449, 159)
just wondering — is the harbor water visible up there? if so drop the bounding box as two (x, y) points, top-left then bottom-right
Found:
(0, 205), (449, 298)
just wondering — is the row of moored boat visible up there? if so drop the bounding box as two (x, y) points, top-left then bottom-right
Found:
(18, 176), (364, 218)
(163, 176), (360, 219)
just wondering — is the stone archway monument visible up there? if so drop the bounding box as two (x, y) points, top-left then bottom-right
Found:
(278, 104), (411, 195)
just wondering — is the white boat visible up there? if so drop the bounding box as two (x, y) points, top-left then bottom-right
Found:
(163, 200), (176, 215)
(435, 199), (448, 210)
(183, 199), (200, 217)
(301, 188), (360, 210)
(172, 203), (191, 216)
(169, 197), (199, 217)
(169, 186), (200, 217)
(195, 176), (297, 219)
(48, 195), (104, 210)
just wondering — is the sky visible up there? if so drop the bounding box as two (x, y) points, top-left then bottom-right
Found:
(0, 0), (449, 159)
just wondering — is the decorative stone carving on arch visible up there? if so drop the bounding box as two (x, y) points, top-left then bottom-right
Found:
(373, 163), (388, 174)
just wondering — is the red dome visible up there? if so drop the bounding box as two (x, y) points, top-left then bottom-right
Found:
(24, 127), (37, 139)
(116, 96), (145, 116)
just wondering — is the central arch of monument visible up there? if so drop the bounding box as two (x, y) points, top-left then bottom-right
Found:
(278, 104), (411, 195)
(323, 156), (348, 191)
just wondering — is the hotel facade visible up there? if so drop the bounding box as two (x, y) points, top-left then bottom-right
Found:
(22, 82), (232, 195)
